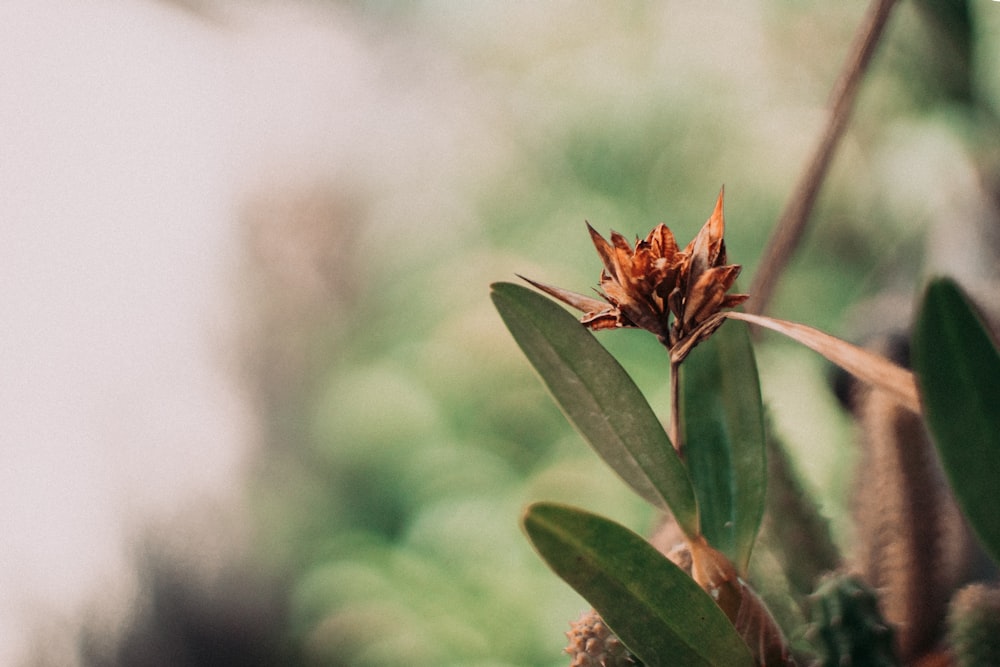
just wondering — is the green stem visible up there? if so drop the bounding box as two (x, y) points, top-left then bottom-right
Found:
(670, 358), (682, 458)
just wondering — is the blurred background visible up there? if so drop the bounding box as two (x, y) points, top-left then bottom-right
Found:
(2, 0), (998, 665)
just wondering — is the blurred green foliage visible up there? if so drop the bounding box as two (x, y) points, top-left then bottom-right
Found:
(240, 2), (999, 664)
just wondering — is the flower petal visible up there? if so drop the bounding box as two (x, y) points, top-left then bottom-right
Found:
(683, 275), (727, 329)
(721, 293), (750, 309)
(587, 223), (626, 284)
(518, 275), (609, 314)
(581, 310), (630, 330)
(601, 280), (664, 334)
(711, 263), (743, 292)
(608, 230), (636, 283)
(646, 223), (679, 261)
(705, 191), (726, 266)
(686, 187), (727, 278)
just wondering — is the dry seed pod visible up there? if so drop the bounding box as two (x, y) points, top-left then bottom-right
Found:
(522, 188), (748, 356)
(564, 609), (642, 667)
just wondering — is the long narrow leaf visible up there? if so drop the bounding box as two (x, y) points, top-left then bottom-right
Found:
(522, 502), (755, 667)
(727, 311), (920, 413)
(680, 319), (766, 574)
(491, 282), (698, 537)
(912, 277), (1000, 564)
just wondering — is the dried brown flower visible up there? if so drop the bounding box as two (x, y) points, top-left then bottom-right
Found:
(523, 189), (747, 360)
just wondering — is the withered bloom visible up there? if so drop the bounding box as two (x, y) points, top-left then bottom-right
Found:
(524, 189), (748, 361)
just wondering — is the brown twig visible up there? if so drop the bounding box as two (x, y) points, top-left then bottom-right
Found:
(745, 0), (900, 316)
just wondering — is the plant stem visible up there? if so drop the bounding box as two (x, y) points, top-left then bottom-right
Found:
(669, 358), (682, 457)
(746, 0), (900, 317)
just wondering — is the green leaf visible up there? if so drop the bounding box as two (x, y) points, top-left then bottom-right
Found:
(491, 282), (698, 537)
(913, 277), (1000, 564)
(522, 502), (754, 667)
(679, 320), (766, 573)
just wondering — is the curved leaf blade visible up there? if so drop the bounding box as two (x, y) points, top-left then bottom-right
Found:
(726, 311), (919, 414)
(912, 277), (1000, 564)
(522, 502), (754, 667)
(680, 319), (766, 574)
(491, 282), (698, 536)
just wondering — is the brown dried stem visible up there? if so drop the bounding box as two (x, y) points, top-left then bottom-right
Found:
(746, 0), (900, 317)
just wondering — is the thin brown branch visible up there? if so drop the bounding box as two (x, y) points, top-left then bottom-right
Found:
(746, 0), (900, 316)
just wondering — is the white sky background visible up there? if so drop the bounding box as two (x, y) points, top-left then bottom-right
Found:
(0, 1), (424, 661)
